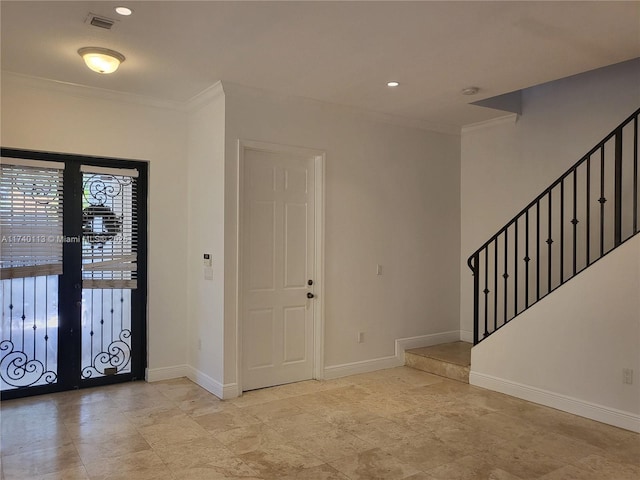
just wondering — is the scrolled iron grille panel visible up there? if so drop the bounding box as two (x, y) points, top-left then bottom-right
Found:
(82, 172), (137, 289)
(81, 171), (136, 379)
(0, 276), (58, 390)
(80, 287), (132, 379)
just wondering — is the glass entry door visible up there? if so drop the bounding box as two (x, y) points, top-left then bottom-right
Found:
(0, 149), (147, 399)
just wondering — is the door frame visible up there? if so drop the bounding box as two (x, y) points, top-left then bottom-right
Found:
(0, 147), (148, 399)
(236, 139), (325, 392)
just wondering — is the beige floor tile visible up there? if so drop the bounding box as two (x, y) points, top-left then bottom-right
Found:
(31, 465), (90, 480)
(152, 435), (231, 470)
(2, 444), (83, 480)
(214, 423), (290, 455)
(123, 405), (186, 428)
(176, 466), (263, 480)
(537, 464), (603, 480)
(0, 422), (73, 457)
(573, 454), (640, 480)
(241, 398), (305, 423)
(380, 435), (460, 472)
(425, 455), (523, 480)
(83, 449), (173, 480)
(328, 447), (421, 480)
(265, 412), (336, 439)
(344, 417), (422, 448)
(170, 456), (261, 479)
(294, 427), (374, 462)
(481, 444), (568, 479)
(138, 414), (210, 446)
(193, 408), (262, 435)
(238, 443), (324, 477)
(2, 367), (638, 480)
(606, 436), (640, 466)
(74, 431), (152, 464)
(279, 463), (350, 480)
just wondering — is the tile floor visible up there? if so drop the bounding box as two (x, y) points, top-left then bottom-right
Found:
(1, 367), (638, 479)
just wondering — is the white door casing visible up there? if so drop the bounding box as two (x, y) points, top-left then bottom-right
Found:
(238, 141), (324, 391)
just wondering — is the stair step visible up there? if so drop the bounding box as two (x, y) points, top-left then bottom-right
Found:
(405, 341), (472, 383)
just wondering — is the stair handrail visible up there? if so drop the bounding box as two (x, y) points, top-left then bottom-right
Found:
(467, 107), (639, 345)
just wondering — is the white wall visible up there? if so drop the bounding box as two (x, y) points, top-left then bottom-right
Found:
(471, 234), (640, 431)
(461, 59), (640, 430)
(0, 73), (189, 376)
(186, 84), (228, 394)
(222, 84), (461, 387)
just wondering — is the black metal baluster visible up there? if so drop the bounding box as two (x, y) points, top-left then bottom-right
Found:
(560, 179), (565, 284)
(600, 147), (606, 256)
(483, 247), (489, 338)
(634, 116), (638, 234)
(547, 191), (553, 294)
(514, 219), (518, 317)
(572, 169), (578, 276)
(525, 210), (530, 309)
(494, 239), (498, 332)
(472, 253), (479, 345)
(614, 129), (623, 247)
(536, 199), (541, 300)
(504, 229), (508, 325)
(586, 157), (591, 266)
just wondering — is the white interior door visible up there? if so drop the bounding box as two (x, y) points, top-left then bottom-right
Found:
(241, 147), (315, 391)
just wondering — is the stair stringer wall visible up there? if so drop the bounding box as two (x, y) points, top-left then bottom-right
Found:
(470, 234), (640, 432)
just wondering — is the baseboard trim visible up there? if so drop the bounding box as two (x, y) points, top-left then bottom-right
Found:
(459, 330), (474, 343)
(470, 371), (640, 433)
(396, 330), (462, 362)
(324, 330), (463, 380)
(186, 366), (240, 400)
(145, 365), (189, 382)
(324, 355), (403, 380)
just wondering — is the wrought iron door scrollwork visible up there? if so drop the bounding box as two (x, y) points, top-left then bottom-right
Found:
(0, 340), (57, 388)
(80, 329), (131, 379)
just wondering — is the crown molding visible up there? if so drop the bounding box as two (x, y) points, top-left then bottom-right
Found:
(1, 71), (187, 112)
(186, 81), (225, 112)
(222, 81), (461, 136)
(461, 113), (519, 134)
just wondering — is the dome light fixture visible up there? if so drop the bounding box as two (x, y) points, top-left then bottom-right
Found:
(387, 81), (400, 87)
(115, 6), (133, 16)
(78, 47), (125, 74)
(462, 86), (480, 96)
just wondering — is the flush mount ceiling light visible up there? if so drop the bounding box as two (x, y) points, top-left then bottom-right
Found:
(387, 81), (400, 87)
(462, 86), (480, 96)
(115, 6), (133, 16)
(78, 47), (125, 74)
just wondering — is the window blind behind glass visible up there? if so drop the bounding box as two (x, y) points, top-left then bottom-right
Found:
(0, 159), (65, 279)
(80, 166), (138, 289)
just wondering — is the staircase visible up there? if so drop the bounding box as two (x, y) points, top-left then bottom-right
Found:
(468, 107), (639, 345)
(406, 108), (639, 386)
(405, 341), (471, 383)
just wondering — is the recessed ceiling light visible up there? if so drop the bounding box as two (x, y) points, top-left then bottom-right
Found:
(78, 47), (125, 74)
(387, 81), (400, 87)
(462, 87), (480, 96)
(115, 6), (133, 16)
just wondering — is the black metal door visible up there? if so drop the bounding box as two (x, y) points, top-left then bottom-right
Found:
(0, 148), (147, 400)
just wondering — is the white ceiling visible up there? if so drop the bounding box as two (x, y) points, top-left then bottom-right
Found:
(2, 1), (639, 128)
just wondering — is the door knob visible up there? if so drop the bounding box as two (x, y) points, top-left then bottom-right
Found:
(307, 292), (315, 299)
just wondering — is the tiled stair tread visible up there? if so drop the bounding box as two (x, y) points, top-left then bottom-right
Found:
(406, 341), (472, 367)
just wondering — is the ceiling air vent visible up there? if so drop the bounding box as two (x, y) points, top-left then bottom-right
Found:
(86, 13), (116, 30)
